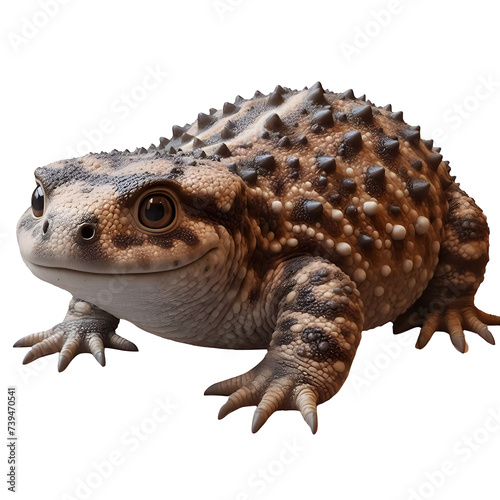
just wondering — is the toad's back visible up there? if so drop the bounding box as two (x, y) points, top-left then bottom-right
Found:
(162, 83), (450, 328)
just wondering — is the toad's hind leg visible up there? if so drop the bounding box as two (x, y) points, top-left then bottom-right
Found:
(394, 184), (499, 352)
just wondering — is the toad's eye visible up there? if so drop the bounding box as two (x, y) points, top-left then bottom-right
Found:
(31, 184), (44, 218)
(138, 193), (176, 231)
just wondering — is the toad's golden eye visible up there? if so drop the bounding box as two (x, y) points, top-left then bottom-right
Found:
(31, 184), (44, 218)
(138, 194), (176, 230)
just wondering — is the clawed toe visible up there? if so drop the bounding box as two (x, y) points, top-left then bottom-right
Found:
(104, 333), (138, 352)
(463, 309), (497, 345)
(476, 327), (495, 345)
(21, 332), (64, 364)
(217, 387), (256, 419)
(14, 330), (57, 348)
(415, 313), (440, 350)
(251, 408), (269, 433)
(295, 386), (319, 434)
(204, 371), (250, 397)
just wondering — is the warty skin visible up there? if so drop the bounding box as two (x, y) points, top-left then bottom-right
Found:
(16, 83), (499, 433)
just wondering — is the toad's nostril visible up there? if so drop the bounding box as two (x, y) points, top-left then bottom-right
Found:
(77, 223), (97, 243)
(42, 220), (49, 234)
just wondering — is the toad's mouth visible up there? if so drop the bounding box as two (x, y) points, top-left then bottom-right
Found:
(20, 244), (218, 278)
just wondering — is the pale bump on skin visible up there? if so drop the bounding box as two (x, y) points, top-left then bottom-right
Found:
(16, 83), (500, 433)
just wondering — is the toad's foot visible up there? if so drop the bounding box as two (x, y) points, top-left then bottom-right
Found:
(395, 302), (498, 353)
(14, 297), (137, 371)
(205, 351), (322, 434)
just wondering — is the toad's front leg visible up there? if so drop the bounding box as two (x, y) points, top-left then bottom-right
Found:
(205, 257), (364, 433)
(14, 297), (137, 371)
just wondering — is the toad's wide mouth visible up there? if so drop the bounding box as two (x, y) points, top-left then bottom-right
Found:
(20, 247), (217, 276)
(22, 248), (215, 308)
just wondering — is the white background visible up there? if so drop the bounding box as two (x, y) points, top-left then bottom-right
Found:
(2, 1), (500, 499)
